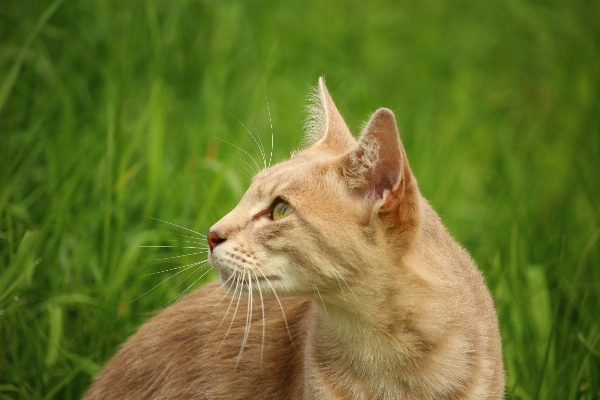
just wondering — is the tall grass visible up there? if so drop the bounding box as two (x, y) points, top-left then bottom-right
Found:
(1, 1), (599, 398)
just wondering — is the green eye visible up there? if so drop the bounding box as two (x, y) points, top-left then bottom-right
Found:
(272, 199), (293, 220)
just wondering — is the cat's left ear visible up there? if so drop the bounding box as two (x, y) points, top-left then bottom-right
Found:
(339, 108), (415, 212)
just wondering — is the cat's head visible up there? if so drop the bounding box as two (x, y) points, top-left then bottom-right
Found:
(208, 78), (422, 303)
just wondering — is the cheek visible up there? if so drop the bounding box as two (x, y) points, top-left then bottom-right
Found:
(251, 223), (313, 269)
(254, 225), (285, 244)
(252, 217), (297, 246)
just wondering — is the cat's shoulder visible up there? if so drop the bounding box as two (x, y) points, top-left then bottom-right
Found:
(84, 281), (310, 400)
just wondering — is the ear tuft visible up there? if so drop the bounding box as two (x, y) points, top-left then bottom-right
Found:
(303, 79), (327, 147)
(303, 77), (355, 153)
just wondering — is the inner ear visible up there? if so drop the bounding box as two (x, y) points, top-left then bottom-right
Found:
(339, 108), (404, 201)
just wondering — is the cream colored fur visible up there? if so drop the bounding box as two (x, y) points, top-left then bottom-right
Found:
(83, 78), (504, 399)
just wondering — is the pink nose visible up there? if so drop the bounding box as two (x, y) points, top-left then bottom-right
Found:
(207, 230), (226, 251)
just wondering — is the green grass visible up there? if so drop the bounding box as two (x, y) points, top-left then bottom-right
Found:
(1, 1), (599, 398)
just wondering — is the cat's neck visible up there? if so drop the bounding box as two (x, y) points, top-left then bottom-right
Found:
(303, 296), (423, 398)
(302, 223), (471, 399)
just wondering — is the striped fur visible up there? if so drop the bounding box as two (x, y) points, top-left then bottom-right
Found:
(84, 78), (504, 399)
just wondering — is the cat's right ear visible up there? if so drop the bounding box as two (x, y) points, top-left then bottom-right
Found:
(303, 77), (356, 154)
(332, 108), (421, 248)
(339, 108), (420, 214)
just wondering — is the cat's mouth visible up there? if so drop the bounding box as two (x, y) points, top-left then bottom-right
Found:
(218, 267), (280, 288)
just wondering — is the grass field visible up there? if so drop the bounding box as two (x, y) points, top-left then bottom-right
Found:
(1, 1), (599, 398)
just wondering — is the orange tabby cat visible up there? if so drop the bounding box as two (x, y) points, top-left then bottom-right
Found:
(84, 78), (504, 399)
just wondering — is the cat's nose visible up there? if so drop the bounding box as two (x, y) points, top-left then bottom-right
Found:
(207, 230), (226, 251)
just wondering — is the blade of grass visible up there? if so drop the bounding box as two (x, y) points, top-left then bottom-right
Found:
(0, 0), (65, 115)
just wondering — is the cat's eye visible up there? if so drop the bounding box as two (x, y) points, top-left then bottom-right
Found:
(272, 199), (293, 220)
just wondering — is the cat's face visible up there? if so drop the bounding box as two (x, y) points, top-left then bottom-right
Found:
(208, 151), (367, 300)
(208, 79), (421, 304)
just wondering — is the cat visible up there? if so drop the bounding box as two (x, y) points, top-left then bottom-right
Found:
(83, 78), (505, 399)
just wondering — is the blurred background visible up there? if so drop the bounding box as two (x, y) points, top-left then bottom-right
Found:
(1, 1), (598, 398)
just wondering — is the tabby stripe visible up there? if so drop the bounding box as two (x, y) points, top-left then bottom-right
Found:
(294, 214), (360, 279)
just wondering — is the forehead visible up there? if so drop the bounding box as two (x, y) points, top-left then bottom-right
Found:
(250, 147), (343, 196)
(249, 156), (315, 199)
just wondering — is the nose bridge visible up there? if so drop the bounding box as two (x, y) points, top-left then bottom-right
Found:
(207, 205), (246, 242)
(207, 170), (280, 248)
(207, 213), (234, 251)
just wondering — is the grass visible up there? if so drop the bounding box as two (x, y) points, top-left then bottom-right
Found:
(1, 0), (599, 398)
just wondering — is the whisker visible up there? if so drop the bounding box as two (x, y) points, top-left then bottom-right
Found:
(242, 111), (267, 169)
(162, 261), (208, 288)
(166, 231), (209, 242)
(331, 268), (358, 302)
(225, 153), (257, 179)
(312, 284), (329, 321)
(237, 269), (253, 367)
(212, 275), (240, 351)
(164, 239), (209, 246)
(139, 245), (206, 249)
(331, 270), (349, 306)
(227, 110), (267, 171)
(200, 275), (236, 318)
(255, 266), (295, 348)
(211, 274), (235, 303)
(265, 87), (274, 168)
(158, 263), (208, 307)
(208, 274), (238, 341)
(140, 260), (209, 277)
(218, 274), (244, 354)
(132, 260), (206, 302)
(146, 250), (208, 262)
(163, 265), (214, 307)
(254, 270), (266, 367)
(144, 216), (206, 238)
(214, 137), (261, 173)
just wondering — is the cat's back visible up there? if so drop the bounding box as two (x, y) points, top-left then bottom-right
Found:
(83, 281), (309, 400)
